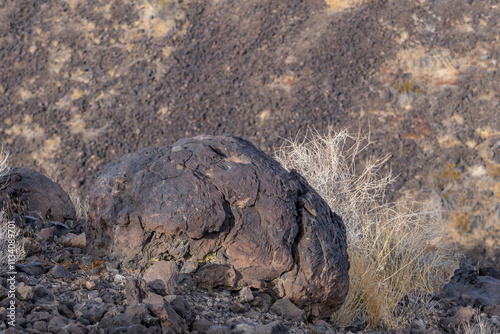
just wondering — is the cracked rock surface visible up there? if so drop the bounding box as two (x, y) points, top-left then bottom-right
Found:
(88, 135), (349, 318)
(0, 167), (76, 223)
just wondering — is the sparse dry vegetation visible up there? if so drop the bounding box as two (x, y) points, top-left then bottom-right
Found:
(68, 187), (89, 220)
(0, 149), (25, 271)
(457, 310), (500, 334)
(0, 148), (9, 180)
(275, 128), (460, 330)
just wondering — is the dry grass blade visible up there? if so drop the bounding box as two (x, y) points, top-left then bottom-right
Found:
(68, 187), (89, 220)
(275, 127), (460, 330)
(457, 310), (500, 334)
(0, 147), (9, 179)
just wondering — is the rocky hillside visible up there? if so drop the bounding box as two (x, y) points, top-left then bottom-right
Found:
(1, 0), (499, 268)
(0, 0), (499, 332)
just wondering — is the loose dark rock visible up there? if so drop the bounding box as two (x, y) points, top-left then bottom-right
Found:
(33, 285), (54, 301)
(143, 260), (179, 296)
(192, 318), (217, 333)
(444, 260), (500, 306)
(271, 297), (306, 321)
(48, 316), (69, 333)
(143, 294), (187, 334)
(206, 324), (231, 334)
(33, 320), (48, 332)
(16, 262), (47, 276)
(48, 265), (75, 279)
(164, 295), (195, 327)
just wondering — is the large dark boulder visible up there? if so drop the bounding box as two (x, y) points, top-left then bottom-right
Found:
(88, 135), (349, 318)
(0, 167), (76, 222)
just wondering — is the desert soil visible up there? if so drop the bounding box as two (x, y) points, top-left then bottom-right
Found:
(0, 0), (499, 266)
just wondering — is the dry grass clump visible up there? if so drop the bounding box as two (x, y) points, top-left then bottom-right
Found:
(457, 310), (499, 334)
(275, 128), (460, 330)
(68, 187), (89, 220)
(0, 147), (9, 180)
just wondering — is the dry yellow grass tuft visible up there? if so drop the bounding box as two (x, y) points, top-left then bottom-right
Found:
(0, 147), (9, 179)
(275, 128), (460, 330)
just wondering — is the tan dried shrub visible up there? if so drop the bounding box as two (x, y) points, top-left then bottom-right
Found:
(275, 128), (460, 330)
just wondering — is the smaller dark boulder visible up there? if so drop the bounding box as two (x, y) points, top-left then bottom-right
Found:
(143, 261), (179, 296)
(16, 262), (47, 276)
(444, 259), (500, 306)
(0, 167), (76, 222)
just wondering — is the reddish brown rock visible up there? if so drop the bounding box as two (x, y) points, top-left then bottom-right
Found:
(0, 167), (76, 222)
(143, 261), (179, 296)
(194, 264), (239, 290)
(88, 135), (349, 318)
(271, 296), (306, 321)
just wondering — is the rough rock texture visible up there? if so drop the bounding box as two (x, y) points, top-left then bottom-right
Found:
(444, 260), (500, 306)
(88, 135), (349, 317)
(143, 261), (180, 296)
(2, 212), (500, 333)
(271, 297), (306, 321)
(0, 167), (76, 222)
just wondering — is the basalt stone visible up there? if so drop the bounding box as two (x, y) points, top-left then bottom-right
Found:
(271, 297), (306, 321)
(0, 167), (76, 222)
(48, 264), (75, 279)
(233, 321), (289, 334)
(99, 312), (143, 329)
(16, 262), (47, 276)
(444, 260), (500, 306)
(108, 324), (150, 334)
(124, 279), (148, 306)
(143, 261), (179, 296)
(47, 316), (68, 332)
(143, 294), (187, 334)
(88, 135), (349, 318)
(206, 325), (231, 334)
(163, 295), (194, 327)
(192, 318), (216, 333)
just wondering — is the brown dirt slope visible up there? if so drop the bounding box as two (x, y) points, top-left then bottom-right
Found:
(1, 0), (499, 264)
